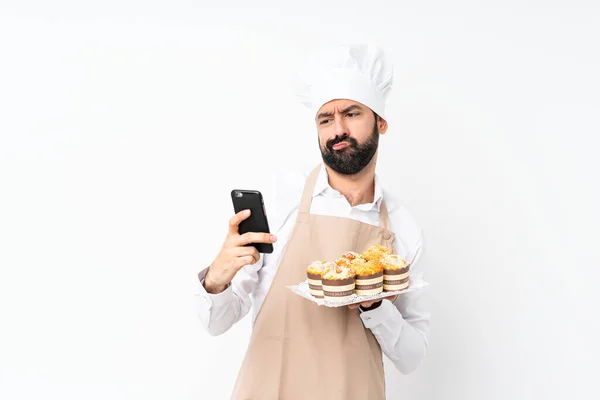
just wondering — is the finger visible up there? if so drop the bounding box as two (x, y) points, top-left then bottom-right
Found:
(349, 301), (374, 310)
(232, 255), (258, 269)
(229, 246), (261, 264)
(235, 232), (277, 246)
(249, 247), (260, 263)
(228, 209), (251, 236)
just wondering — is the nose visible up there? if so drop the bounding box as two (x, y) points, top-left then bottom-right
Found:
(332, 114), (348, 139)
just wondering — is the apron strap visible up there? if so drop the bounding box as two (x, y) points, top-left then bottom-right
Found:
(299, 163), (392, 231)
(298, 164), (322, 214)
(379, 198), (391, 231)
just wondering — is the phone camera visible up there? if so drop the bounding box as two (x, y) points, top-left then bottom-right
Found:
(235, 191), (243, 198)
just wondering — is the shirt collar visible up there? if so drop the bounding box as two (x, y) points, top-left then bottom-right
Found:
(312, 164), (384, 211)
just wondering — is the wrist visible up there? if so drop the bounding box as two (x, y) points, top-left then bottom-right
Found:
(359, 300), (383, 312)
(203, 269), (228, 294)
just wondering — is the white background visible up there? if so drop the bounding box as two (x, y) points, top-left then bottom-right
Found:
(1, 1), (599, 399)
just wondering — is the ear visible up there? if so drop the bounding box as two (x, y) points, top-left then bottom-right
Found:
(377, 116), (389, 135)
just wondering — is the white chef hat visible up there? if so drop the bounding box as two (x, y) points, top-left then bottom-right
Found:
(294, 44), (394, 120)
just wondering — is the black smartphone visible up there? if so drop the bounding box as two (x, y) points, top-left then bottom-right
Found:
(231, 189), (274, 254)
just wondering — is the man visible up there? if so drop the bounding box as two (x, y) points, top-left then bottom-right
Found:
(195, 44), (430, 399)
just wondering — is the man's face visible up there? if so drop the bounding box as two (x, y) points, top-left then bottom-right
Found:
(316, 99), (387, 175)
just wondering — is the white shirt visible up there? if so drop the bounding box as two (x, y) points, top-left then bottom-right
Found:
(195, 164), (430, 375)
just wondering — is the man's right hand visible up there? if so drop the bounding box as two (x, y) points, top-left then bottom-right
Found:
(204, 209), (277, 294)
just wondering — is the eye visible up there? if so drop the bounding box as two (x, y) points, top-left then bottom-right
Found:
(319, 119), (331, 125)
(347, 112), (359, 117)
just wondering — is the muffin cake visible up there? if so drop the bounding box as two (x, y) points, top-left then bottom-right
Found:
(362, 245), (392, 263)
(306, 260), (328, 299)
(335, 251), (361, 269)
(321, 263), (356, 303)
(380, 254), (410, 291)
(351, 258), (384, 296)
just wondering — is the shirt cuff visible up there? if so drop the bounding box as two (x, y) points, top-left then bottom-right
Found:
(359, 298), (401, 329)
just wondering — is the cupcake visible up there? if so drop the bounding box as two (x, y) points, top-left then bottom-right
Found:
(351, 258), (384, 296)
(334, 251), (361, 269)
(380, 254), (410, 291)
(306, 261), (327, 298)
(321, 263), (356, 303)
(341, 251), (362, 262)
(362, 245), (392, 263)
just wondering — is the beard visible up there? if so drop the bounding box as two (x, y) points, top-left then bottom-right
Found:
(319, 122), (379, 175)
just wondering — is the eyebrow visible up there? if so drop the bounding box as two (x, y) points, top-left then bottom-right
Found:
(316, 105), (363, 120)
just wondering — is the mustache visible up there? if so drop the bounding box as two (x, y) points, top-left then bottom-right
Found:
(326, 134), (358, 151)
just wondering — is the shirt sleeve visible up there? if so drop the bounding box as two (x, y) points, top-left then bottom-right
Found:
(358, 231), (430, 374)
(194, 253), (264, 336)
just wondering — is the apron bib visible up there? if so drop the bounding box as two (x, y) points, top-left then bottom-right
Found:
(230, 164), (396, 400)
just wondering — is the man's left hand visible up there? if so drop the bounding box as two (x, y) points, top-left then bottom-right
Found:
(348, 295), (398, 310)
